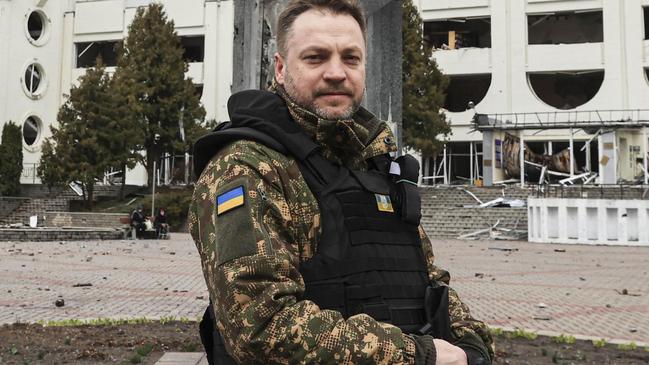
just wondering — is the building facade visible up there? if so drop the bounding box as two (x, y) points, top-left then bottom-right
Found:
(0, 0), (234, 185)
(415, 0), (649, 186)
(1, 0), (401, 187)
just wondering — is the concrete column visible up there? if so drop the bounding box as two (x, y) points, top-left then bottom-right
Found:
(363, 0), (402, 151)
(482, 130), (494, 186)
(520, 131), (525, 187)
(643, 126), (648, 184)
(569, 128), (575, 176)
(232, 0), (263, 92)
(602, 0), (627, 109)
(0, 1), (11, 125)
(59, 11), (75, 106)
(599, 131), (617, 184)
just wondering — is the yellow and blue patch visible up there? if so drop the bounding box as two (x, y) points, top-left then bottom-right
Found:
(217, 186), (245, 215)
(375, 194), (394, 213)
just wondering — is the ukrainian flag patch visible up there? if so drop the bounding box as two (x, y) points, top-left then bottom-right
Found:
(217, 186), (245, 215)
(375, 194), (394, 213)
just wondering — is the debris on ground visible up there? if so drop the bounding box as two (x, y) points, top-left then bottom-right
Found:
(458, 220), (527, 241)
(54, 299), (65, 307)
(533, 316), (552, 321)
(72, 283), (93, 287)
(488, 246), (519, 252)
(615, 288), (641, 297)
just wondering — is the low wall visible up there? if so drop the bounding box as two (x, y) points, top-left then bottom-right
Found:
(43, 212), (129, 228)
(0, 228), (124, 242)
(0, 198), (28, 219)
(528, 198), (649, 246)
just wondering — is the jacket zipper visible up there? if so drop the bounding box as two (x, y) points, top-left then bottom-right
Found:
(258, 188), (271, 242)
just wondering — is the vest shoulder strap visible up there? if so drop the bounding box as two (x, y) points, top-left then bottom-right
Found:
(193, 123), (289, 176)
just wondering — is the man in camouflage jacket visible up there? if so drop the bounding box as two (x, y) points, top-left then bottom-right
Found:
(189, 1), (493, 364)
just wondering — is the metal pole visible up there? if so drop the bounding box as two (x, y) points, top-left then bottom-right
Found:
(586, 143), (591, 172)
(569, 128), (575, 177)
(470, 142), (474, 184)
(642, 127), (649, 184)
(151, 160), (156, 218)
(520, 132), (525, 188)
(164, 153), (170, 185)
(433, 157), (437, 186)
(448, 149), (453, 184)
(185, 152), (190, 185)
(443, 145), (448, 185)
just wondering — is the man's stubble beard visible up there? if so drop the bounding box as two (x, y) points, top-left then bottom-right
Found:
(283, 68), (362, 120)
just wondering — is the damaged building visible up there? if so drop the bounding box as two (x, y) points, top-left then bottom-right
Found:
(416, 0), (649, 187)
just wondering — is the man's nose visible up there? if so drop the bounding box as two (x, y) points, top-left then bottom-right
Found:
(323, 58), (346, 83)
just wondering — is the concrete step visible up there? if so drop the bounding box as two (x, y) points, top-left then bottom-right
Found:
(154, 352), (207, 365)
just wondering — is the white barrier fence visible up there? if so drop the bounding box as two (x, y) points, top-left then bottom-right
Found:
(528, 197), (649, 246)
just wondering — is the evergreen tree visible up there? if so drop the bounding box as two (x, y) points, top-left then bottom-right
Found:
(0, 121), (23, 196)
(106, 71), (144, 199)
(43, 63), (115, 209)
(402, 0), (451, 157)
(36, 139), (64, 195)
(114, 4), (205, 189)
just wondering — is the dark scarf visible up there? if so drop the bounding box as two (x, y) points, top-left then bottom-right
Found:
(270, 80), (381, 170)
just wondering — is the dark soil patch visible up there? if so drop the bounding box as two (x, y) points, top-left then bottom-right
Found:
(1, 322), (647, 364)
(0, 322), (202, 365)
(493, 333), (649, 365)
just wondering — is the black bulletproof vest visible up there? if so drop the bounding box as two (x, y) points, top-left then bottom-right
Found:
(193, 91), (438, 364)
(297, 151), (430, 334)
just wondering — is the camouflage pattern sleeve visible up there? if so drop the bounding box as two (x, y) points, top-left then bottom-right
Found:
(189, 140), (429, 365)
(418, 226), (495, 359)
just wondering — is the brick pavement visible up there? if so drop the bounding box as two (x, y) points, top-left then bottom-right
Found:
(0, 234), (207, 324)
(432, 238), (649, 345)
(1, 234), (647, 347)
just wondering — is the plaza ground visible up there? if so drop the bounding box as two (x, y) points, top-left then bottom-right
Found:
(1, 234), (648, 363)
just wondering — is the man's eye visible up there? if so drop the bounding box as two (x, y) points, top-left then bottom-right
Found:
(304, 55), (322, 62)
(345, 55), (361, 64)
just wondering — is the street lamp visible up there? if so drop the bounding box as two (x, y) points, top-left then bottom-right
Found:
(152, 133), (160, 217)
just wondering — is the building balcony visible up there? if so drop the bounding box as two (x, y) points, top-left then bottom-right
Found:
(527, 43), (604, 72)
(433, 47), (491, 75)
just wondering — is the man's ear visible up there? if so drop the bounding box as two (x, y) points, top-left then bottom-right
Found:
(274, 52), (285, 85)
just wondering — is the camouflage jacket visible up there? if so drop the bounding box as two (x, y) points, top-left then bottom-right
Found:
(189, 95), (493, 364)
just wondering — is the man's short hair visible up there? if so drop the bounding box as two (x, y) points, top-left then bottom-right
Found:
(276, 0), (367, 57)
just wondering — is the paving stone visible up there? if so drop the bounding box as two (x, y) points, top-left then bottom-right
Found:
(1, 234), (647, 346)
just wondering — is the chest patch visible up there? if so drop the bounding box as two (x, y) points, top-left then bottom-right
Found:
(375, 194), (394, 213)
(217, 186), (245, 215)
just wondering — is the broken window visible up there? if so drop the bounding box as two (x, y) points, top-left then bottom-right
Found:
(76, 41), (119, 67)
(23, 116), (41, 146)
(444, 74), (491, 112)
(645, 7), (649, 39)
(27, 11), (46, 41)
(528, 10), (603, 45)
(528, 71), (604, 110)
(423, 17), (491, 49)
(424, 142), (483, 185)
(23, 63), (45, 98)
(503, 136), (599, 182)
(181, 36), (205, 63)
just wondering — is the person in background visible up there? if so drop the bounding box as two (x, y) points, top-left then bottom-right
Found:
(154, 207), (169, 237)
(130, 205), (146, 238)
